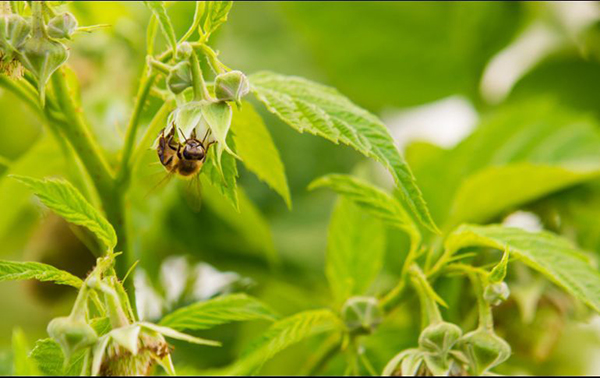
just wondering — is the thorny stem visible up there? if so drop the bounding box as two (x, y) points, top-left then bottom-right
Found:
(410, 266), (442, 328)
(189, 51), (210, 101)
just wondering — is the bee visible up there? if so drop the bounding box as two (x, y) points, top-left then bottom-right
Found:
(156, 126), (214, 177)
(153, 125), (215, 210)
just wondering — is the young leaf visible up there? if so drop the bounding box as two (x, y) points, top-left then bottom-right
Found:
(0, 260), (82, 288)
(159, 293), (279, 331)
(224, 309), (343, 375)
(11, 175), (117, 251)
(446, 224), (600, 313)
(249, 71), (437, 233)
(203, 1), (233, 36)
(12, 328), (39, 376)
(232, 103), (291, 208)
(326, 198), (386, 304)
(144, 1), (177, 56)
(489, 248), (509, 283)
(448, 163), (600, 226)
(309, 174), (413, 231)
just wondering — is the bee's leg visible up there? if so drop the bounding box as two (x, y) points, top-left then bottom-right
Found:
(201, 128), (212, 145)
(177, 127), (186, 142)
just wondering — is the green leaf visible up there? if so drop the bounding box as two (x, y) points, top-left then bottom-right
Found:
(202, 136), (239, 211)
(203, 184), (277, 264)
(309, 174), (413, 231)
(0, 260), (82, 288)
(250, 71), (437, 233)
(446, 224), (600, 313)
(224, 309), (343, 375)
(12, 328), (39, 376)
(203, 1), (233, 35)
(11, 175), (117, 251)
(144, 1), (177, 56)
(232, 103), (291, 208)
(448, 163), (600, 226)
(202, 101), (235, 157)
(489, 248), (509, 283)
(159, 293), (279, 331)
(326, 198), (386, 304)
(28, 339), (63, 376)
(29, 338), (87, 376)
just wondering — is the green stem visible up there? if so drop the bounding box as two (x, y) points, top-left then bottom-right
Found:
(189, 51), (210, 101)
(410, 266), (442, 327)
(115, 70), (157, 190)
(31, 1), (47, 39)
(302, 334), (342, 375)
(469, 272), (494, 331)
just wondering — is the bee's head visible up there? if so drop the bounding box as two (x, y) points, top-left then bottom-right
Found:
(182, 139), (206, 161)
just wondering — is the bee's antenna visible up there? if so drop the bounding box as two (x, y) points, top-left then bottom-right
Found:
(177, 127), (186, 142)
(201, 128), (211, 145)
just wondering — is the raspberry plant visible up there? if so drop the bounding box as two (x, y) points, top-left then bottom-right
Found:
(1, 1), (600, 376)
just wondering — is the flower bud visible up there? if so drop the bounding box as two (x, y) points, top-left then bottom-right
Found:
(341, 296), (382, 335)
(18, 35), (68, 100)
(460, 328), (511, 375)
(167, 61), (192, 95)
(484, 281), (510, 306)
(214, 70), (249, 103)
(47, 12), (78, 40)
(176, 42), (193, 60)
(47, 316), (98, 359)
(0, 14), (31, 53)
(419, 321), (462, 356)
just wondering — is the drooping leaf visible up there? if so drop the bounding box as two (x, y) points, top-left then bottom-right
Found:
(12, 328), (39, 376)
(309, 174), (413, 231)
(0, 260), (82, 288)
(203, 1), (233, 35)
(250, 71), (437, 233)
(232, 103), (291, 208)
(202, 136), (239, 211)
(224, 309), (343, 375)
(11, 175), (117, 251)
(202, 100), (235, 157)
(445, 224), (600, 313)
(326, 198), (386, 304)
(144, 1), (177, 56)
(139, 322), (221, 347)
(448, 163), (600, 226)
(159, 293), (279, 331)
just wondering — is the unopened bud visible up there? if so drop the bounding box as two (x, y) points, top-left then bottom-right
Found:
(419, 321), (462, 355)
(460, 328), (511, 375)
(47, 12), (78, 39)
(167, 61), (192, 95)
(48, 316), (98, 359)
(176, 42), (193, 60)
(484, 282), (510, 306)
(214, 70), (249, 103)
(0, 14), (31, 54)
(341, 296), (382, 335)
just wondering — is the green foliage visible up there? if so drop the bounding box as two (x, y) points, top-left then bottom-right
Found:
(232, 103), (291, 208)
(223, 309), (343, 375)
(11, 328), (39, 376)
(11, 175), (117, 251)
(446, 224), (600, 313)
(309, 174), (413, 231)
(159, 293), (279, 331)
(0, 260), (82, 287)
(203, 1), (233, 36)
(250, 71), (437, 233)
(144, 1), (177, 55)
(326, 198), (386, 305)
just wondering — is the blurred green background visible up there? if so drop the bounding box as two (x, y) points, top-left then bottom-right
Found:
(3, 1), (600, 375)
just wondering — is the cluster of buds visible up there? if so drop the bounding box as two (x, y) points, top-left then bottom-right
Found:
(0, 2), (78, 101)
(46, 253), (219, 376)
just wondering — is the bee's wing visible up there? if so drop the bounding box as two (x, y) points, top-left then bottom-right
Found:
(145, 170), (176, 200)
(182, 173), (203, 213)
